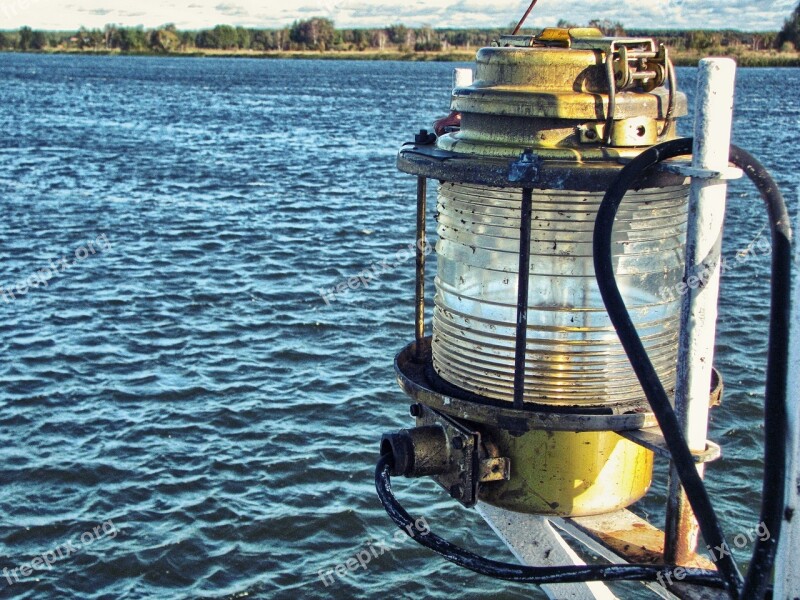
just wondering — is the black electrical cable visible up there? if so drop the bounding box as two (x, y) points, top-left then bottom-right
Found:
(592, 138), (791, 600)
(374, 139), (790, 599)
(733, 145), (790, 600)
(593, 138), (742, 597)
(376, 454), (725, 588)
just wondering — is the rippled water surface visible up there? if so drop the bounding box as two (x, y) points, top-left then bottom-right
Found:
(0, 54), (797, 599)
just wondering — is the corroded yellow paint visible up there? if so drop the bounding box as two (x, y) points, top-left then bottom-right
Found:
(443, 29), (686, 158)
(479, 427), (654, 516)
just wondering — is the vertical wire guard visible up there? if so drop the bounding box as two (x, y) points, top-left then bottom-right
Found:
(513, 188), (534, 409)
(414, 176), (427, 361)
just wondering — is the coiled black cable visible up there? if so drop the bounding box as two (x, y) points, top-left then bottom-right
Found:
(375, 139), (790, 599)
(376, 453), (724, 588)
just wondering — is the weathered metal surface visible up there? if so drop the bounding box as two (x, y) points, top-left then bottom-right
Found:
(414, 176), (426, 361)
(453, 67), (473, 88)
(709, 365), (723, 408)
(451, 48), (683, 122)
(395, 338), (659, 432)
(621, 367), (723, 461)
(436, 31), (686, 161)
(478, 500), (725, 599)
(556, 510), (726, 600)
(380, 424), (450, 477)
(659, 161), (743, 181)
(477, 501), (619, 600)
(619, 429), (721, 464)
(478, 456), (511, 483)
(665, 58), (736, 566)
(383, 403), (484, 507)
(477, 425), (654, 516)
(566, 511), (678, 565)
(397, 142), (688, 190)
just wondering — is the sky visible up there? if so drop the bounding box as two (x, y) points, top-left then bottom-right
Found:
(0, 0), (795, 31)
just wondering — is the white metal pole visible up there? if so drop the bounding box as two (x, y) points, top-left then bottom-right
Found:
(453, 67), (473, 89)
(665, 58), (737, 563)
(774, 200), (800, 598)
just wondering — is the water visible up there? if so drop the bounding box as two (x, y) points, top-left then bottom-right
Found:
(0, 53), (797, 599)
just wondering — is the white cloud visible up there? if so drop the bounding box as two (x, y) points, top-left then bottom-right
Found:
(215, 2), (248, 18)
(0, 0), (792, 30)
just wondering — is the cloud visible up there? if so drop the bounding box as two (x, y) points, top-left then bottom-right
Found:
(215, 3), (248, 17)
(0, 0), (793, 30)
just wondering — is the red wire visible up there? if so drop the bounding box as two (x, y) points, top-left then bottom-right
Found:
(511, 0), (540, 34)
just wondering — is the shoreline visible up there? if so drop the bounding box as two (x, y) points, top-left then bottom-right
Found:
(3, 48), (799, 67)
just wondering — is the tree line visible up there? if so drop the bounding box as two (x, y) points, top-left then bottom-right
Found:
(0, 9), (797, 54)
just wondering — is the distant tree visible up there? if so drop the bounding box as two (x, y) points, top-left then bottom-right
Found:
(446, 30), (469, 46)
(214, 25), (238, 49)
(415, 25), (435, 45)
(777, 1), (800, 49)
(289, 17), (335, 50)
(18, 26), (32, 50)
(87, 29), (104, 49)
(195, 29), (217, 48)
(276, 28), (289, 50)
(372, 29), (387, 50)
(351, 28), (369, 50)
(117, 27), (147, 52)
(387, 24), (409, 44)
(104, 24), (118, 49)
(332, 28), (344, 48)
(414, 25), (441, 51)
(587, 19), (625, 36)
(149, 27), (180, 52)
(75, 26), (88, 48)
(685, 30), (715, 50)
(30, 30), (47, 50)
(0, 32), (8, 49)
(235, 26), (250, 49)
(251, 29), (269, 50)
(179, 31), (194, 50)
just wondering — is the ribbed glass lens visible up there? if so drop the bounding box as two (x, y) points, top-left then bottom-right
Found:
(432, 182), (688, 406)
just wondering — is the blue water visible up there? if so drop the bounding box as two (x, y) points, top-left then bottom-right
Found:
(0, 54), (797, 599)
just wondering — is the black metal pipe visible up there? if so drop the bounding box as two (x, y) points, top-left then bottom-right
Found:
(513, 187), (533, 409)
(415, 176), (427, 361)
